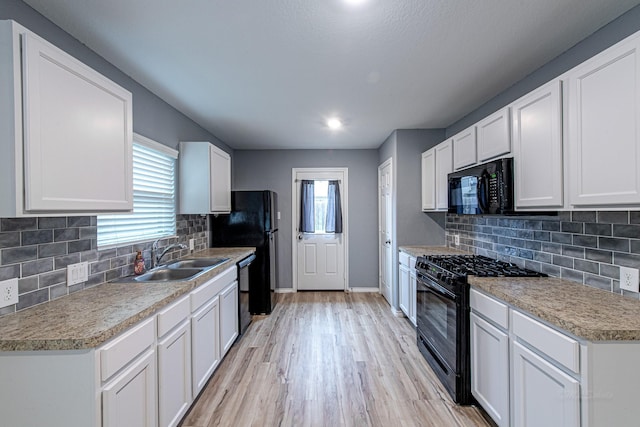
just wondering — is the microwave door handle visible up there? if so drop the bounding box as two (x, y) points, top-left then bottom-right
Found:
(477, 174), (489, 213)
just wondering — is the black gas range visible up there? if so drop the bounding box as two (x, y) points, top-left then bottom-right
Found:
(414, 254), (546, 404)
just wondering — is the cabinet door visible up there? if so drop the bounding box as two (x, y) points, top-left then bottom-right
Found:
(421, 149), (436, 210)
(209, 144), (231, 213)
(453, 126), (477, 170)
(477, 107), (511, 162)
(220, 281), (239, 357)
(470, 313), (509, 427)
(191, 296), (220, 397)
(567, 35), (640, 206)
(512, 341), (580, 427)
(435, 140), (453, 210)
(158, 320), (192, 427)
(408, 267), (417, 326)
(512, 80), (564, 208)
(103, 349), (157, 427)
(21, 32), (132, 212)
(398, 263), (410, 317)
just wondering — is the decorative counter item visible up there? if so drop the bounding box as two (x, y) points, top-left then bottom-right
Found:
(134, 251), (145, 275)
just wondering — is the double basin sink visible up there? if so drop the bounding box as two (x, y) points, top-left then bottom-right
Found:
(123, 257), (230, 283)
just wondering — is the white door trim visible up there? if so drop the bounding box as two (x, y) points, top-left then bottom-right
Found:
(291, 167), (349, 292)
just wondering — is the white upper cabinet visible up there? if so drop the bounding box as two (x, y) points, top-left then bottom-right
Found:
(0, 20), (133, 216)
(566, 32), (640, 207)
(452, 126), (477, 170)
(422, 140), (453, 212)
(476, 107), (511, 162)
(512, 80), (564, 209)
(435, 140), (453, 210)
(421, 148), (436, 210)
(179, 141), (232, 214)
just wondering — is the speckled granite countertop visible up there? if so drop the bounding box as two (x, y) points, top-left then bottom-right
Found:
(470, 276), (640, 342)
(0, 247), (254, 352)
(399, 245), (469, 258)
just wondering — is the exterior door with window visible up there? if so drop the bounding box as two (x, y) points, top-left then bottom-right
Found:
(293, 169), (347, 291)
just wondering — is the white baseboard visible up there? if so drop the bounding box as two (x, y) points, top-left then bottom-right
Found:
(347, 287), (380, 293)
(392, 308), (406, 317)
(274, 288), (296, 293)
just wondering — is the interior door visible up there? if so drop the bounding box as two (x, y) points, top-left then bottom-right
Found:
(293, 169), (347, 291)
(379, 160), (392, 304)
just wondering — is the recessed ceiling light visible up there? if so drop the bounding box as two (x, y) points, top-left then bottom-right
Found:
(327, 118), (342, 130)
(344, 0), (367, 5)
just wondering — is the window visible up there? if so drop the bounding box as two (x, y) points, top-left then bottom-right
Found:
(300, 179), (342, 234)
(97, 134), (177, 247)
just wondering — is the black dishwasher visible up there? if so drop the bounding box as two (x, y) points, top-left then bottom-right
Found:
(237, 254), (256, 335)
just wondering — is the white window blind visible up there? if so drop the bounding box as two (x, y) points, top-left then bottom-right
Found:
(97, 135), (177, 247)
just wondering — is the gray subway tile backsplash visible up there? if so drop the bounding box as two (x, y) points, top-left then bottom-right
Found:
(0, 214), (208, 315)
(446, 211), (640, 298)
(1, 218), (37, 232)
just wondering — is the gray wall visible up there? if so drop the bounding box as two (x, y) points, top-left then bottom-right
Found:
(1, 0), (231, 154)
(233, 150), (379, 289)
(394, 129), (446, 247)
(447, 4), (640, 137)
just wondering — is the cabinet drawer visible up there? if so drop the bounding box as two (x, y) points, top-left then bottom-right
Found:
(399, 251), (410, 266)
(191, 266), (237, 312)
(470, 288), (509, 329)
(512, 310), (580, 374)
(100, 317), (155, 382)
(157, 295), (190, 338)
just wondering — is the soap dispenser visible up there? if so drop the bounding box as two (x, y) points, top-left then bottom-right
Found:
(134, 251), (145, 275)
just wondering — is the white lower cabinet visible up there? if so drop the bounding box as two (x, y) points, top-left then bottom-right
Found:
(511, 341), (580, 427)
(102, 349), (157, 427)
(191, 296), (221, 396)
(0, 263), (242, 427)
(408, 268), (417, 326)
(398, 252), (417, 326)
(471, 287), (640, 427)
(470, 312), (509, 427)
(399, 262), (410, 317)
(158, 322), (191, 427)
(157, 295), (192, 427)
(220, 281), (239, 356)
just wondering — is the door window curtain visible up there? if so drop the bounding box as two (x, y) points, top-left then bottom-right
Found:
(300, 180), (315, 233)
(300, 179), (343, 234)
(325, 180), (343, 233)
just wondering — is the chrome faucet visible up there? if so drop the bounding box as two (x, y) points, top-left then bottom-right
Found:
(152, 240), (188, 268)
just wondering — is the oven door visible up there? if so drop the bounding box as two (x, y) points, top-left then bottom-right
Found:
(416, 273), (458, 375)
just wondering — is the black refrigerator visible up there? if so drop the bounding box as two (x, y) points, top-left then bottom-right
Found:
(210, 191), (278, 314)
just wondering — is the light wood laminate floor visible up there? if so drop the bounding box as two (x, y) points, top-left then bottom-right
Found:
(180, 292), (491, 427)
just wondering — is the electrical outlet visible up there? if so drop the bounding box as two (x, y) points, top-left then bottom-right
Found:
(454, 234), (460, 246)
(189, 238), (195, 251)
(0, 278), (18, 308)
(67, 262), (89, 287)
(620, 266), (640, 292)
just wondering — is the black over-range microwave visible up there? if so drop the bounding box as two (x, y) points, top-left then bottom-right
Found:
(448, 157), (514, 215)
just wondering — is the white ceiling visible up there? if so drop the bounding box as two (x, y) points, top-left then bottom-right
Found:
(22, 0), (640, 150)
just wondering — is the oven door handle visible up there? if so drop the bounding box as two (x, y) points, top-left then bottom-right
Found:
(418, 276), (456, 300)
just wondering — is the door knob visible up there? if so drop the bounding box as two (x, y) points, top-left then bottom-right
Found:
(298, 234), (303, 240)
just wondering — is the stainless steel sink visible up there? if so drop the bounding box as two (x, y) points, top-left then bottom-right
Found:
(133, 267), (205, 282)
(116, 257), (230, 283)
(166, 257), (229, 269)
